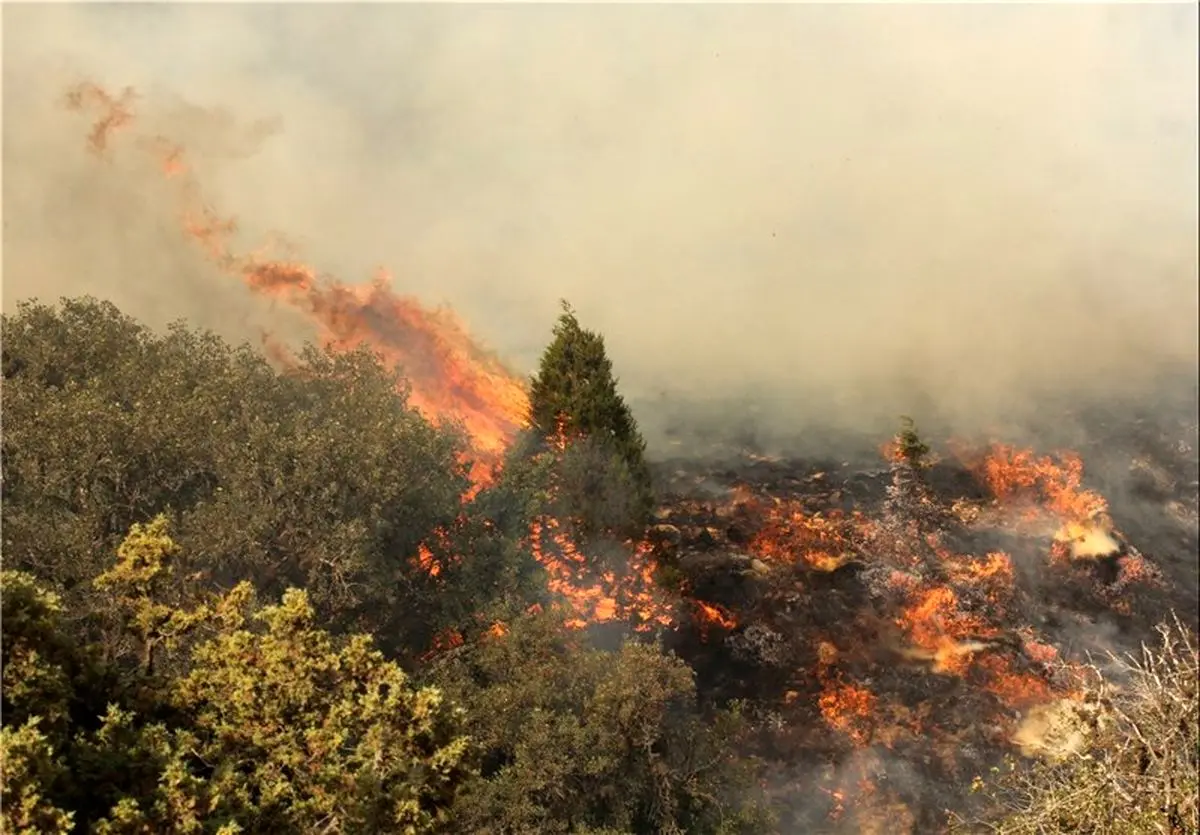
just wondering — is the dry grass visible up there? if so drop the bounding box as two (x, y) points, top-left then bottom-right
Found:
(953, 614), (1199, 835)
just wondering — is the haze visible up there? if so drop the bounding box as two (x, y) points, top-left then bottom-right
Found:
(4, 3), (1197, 450)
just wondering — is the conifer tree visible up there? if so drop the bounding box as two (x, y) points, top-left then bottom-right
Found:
(885, 415), (935, 529)
(527, 301), (654, 528)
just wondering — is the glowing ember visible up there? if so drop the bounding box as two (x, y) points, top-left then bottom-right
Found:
(419, 628), (465, 662)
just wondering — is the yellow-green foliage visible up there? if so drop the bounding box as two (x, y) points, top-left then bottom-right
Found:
(0, 720), (75, 835)
(1, 523), (470, 834)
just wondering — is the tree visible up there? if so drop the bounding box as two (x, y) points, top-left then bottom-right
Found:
(1, 297), (473, 651)
(0, 524), (472, 834)
(0, 572), (83, 835)
(895, 416), (931, 469)
(428, 608), (772, 834)
(526, 301), (654, 533)
(884, 415), (937, 531)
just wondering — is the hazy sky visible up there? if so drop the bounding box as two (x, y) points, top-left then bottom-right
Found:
(4, 3), (1197, 445)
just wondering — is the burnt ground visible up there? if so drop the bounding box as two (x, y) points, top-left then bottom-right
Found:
(641, 406), (1199, 833)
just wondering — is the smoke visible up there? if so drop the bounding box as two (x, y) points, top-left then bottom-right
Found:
(4, 3), (1197, 451)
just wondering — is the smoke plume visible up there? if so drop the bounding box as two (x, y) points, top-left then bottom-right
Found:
(4, 3), (1197, 452)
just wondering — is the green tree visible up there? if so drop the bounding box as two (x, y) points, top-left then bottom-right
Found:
(1, 297), (477, 652)
(0, 524), (472, 834)
(895, 415), (931, 469)
(0, 720), (75, 835)
(526, 301), (653, 533)
(429, 608), (772, 834)
(0, 572), (84, 835)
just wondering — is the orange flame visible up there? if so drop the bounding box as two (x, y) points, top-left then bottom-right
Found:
(976, 444), (1107, 523)
(526, 518), (674, 633)
(694, 601), (738, 633)
(819, 679), (877, 745)
(748, 500), (862, 571)
(68, 83), (529, 491)
(895, 586), (997, 675)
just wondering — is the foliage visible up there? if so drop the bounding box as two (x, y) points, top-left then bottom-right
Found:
(1, 297), (483, 648)
(526, 301), (653, 532)
(0, 719), (75, 835)
(1, 572), (79, 737)
(895, 415), (931, 470)
(429, 608), (773, 835)
(954, 615), (1199, 835)
(0, 525), (471, 834)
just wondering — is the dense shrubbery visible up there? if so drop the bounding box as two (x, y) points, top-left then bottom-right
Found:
(0, 297), (769, 833)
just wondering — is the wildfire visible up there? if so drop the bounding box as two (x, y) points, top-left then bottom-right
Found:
(63, 83), (1177, 829)
(819, 679), (877, 745)
(526, 518), (674, 633)
(976, 444), (1108, 524)
(694, 600), (738, 633)
(895, 586), (997, 675)
(747, 501), (863, 572)
(67, 82), (530, 490)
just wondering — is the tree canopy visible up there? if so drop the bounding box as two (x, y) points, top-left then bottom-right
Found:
(526, 300), (653, 533)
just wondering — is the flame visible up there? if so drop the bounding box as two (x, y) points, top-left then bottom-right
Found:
(748, 500), (862, 571)
(895, 586), (997, 675)
(1053, 517), (1121, 560)
(694, 601), (738, 632)
(419, 628), (465, 662)
(64, 82), (136, 152)
(414, 543), (442, 578)
(67, 83), (529, 491)
(976, 444), (1108, 524)
(819, 679), (877, 745)
(526, 518), (674, 633)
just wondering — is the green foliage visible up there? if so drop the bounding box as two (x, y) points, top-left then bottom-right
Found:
(128, 587), (469, 833)
(1, 572), (77, 736)
(0, 719), (75, 834)
(1, 535), (470, 834)
(430, 608), (772, 835)
(91, 515), (227, 678)
(1, 297), (476, 648)
(0, 296), (774, 834)
(526, 301), (653, 532)
(895, 415), (931, 469)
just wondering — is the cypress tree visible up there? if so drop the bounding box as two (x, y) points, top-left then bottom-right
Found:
(527, 301), (653, 528)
